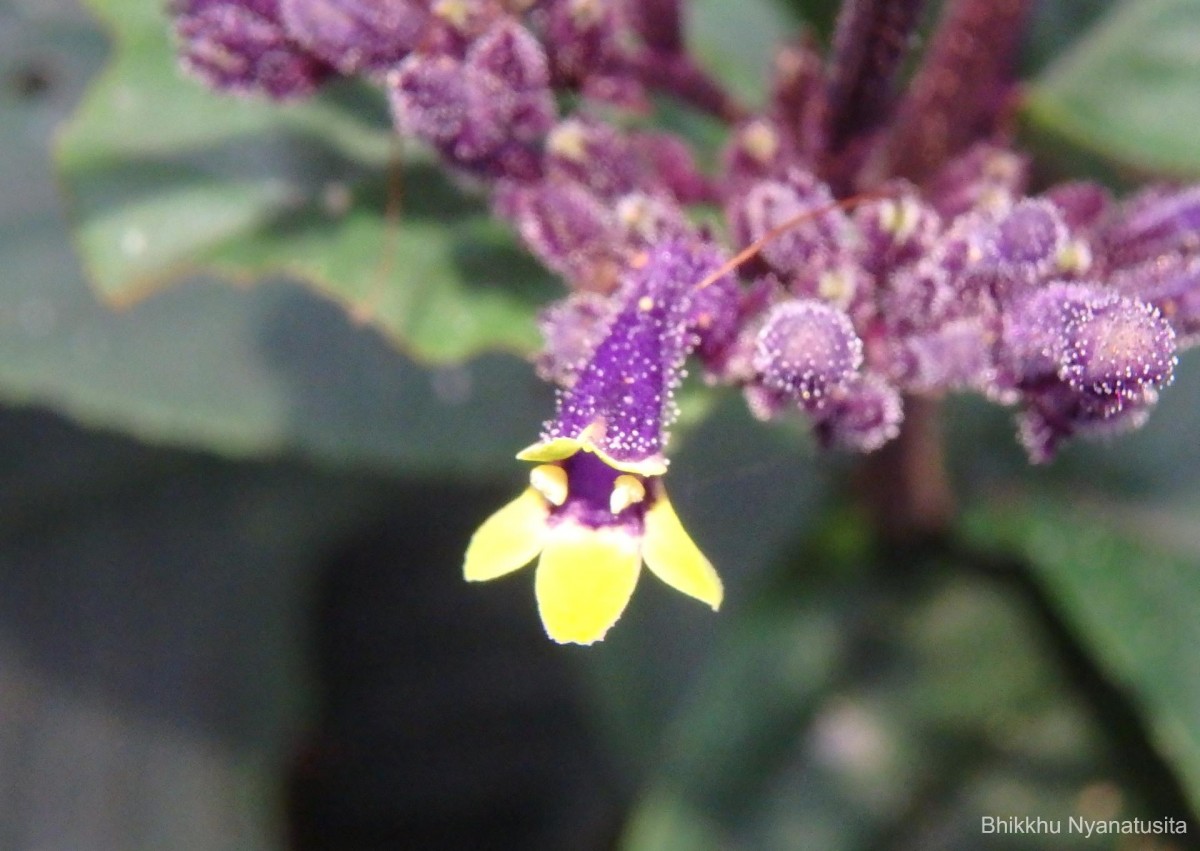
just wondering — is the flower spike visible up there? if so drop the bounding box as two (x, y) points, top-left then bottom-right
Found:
(464, 240), (725, 644)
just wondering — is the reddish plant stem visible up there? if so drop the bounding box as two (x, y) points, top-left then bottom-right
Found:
(821, 0), (927, 194)
(884, 0), (1035, 184)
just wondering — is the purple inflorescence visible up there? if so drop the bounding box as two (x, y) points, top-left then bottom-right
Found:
(171, 0), (1200, 464)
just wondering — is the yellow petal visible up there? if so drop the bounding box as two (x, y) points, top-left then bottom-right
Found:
(516, 437), (582, 463)
(535, 522), (642, 645)
(589, 445), (669, 477)
(463, 488), (548, 582)
(642, 486), (723, 610)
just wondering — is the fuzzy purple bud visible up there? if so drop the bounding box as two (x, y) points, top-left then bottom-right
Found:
(388, 21), (554, 175)
(1101, 185), (1200, 270)
(925, 143), (1028, 219)
(1001, 281), (1106, 387)
(1018, 383), (1155, 464)
(278, 0), (427, 76)
(981, 199), (1069, 283)
(533, 0), (622, 89)
(174, 0), (332, 99)
(1110, 254), (1200, 347)
(1002, 280), (1176, 451)
(1059, 295), (1176, 398)
(467, 20), (555, 142)
(389, 53), (470, 145)
(754, 300), (863, 408)
(545, 118), (642, 200)
(507, 181), (620, 290)
(732, 171), (850, 278)
(813, 373), (903, 452)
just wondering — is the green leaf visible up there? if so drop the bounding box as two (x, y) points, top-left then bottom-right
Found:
(0, 1), (554, 471)
(1024, 0), (1200, 177)
(1021, 0), (1115, 74)
(57, 0), (554, 363)
(690, 0), (799, 107)
(964, 495), (1200, 811)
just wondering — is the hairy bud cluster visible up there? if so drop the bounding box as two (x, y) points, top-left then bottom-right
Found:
(171, 0), (1200, 463)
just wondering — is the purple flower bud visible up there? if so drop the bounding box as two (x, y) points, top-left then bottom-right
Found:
(894, 316), (996, 393)
(173, 0), (332, 99)
(980, 199), (1069, 284)
(389, 53), (470, 145)
(506, 180), (620, 290)
(925, 143), (1028, 219)
(535, 291), (614, 385)
(631, 133), (712, 204)
(1101, 185), (1200, 270)
(1058, 294), (1176, 398)
(1001, 281), (1107, 387)
(466, 20), (555, 141)
(278, 0), (427, 76)
(1001, 280), (1175, 461)
(1044, 181), (1111, 233)
(754, 299), (863, 408)
(1110, 254), (1200, 347)
(532, 0), (622, 90)
(545, 117), (642, 200)
(389, 21), (554, 175)
(1017, 383), (1155, 464)
(731, 171), (849, 278)
(813, 373), (903, 452)
(853, 190), (942, 276)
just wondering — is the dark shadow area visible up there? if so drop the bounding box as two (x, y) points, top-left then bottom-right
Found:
(0, 403), (626, 849)
(287, 483), (624, 851)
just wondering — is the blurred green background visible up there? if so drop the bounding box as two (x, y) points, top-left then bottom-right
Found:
(0, 0), (1197, 848)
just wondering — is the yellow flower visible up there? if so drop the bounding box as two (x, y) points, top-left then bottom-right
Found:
(464, 438), (722, 645)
